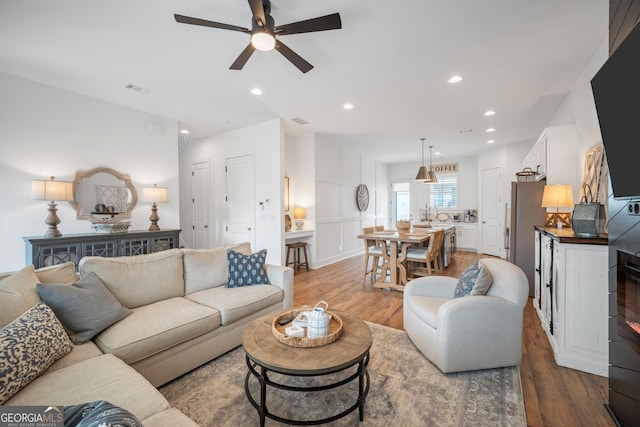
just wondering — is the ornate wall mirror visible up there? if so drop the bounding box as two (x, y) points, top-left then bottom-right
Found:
(70, 167), (138, 223)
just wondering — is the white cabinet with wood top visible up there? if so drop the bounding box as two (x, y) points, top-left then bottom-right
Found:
(533, 227), (608, 376)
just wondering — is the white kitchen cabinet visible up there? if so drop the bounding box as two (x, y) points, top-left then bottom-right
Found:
(523, 125), (578, 189)
(533, 228), (608, 376)
(455, 223), (477, 252)
(523, 136), (547, 178)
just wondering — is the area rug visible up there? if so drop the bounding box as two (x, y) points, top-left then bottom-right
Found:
(159, 322), (526, 426)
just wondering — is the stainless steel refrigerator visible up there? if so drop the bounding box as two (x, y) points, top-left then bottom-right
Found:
(508, 179), (546, 296)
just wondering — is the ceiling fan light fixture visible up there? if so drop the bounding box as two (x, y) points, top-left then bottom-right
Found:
(251, 30), (276, 51)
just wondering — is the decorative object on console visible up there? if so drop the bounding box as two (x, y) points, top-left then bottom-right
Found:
(415, 138), (437, 183)
(142, 184), (169, 231)
(31, 176), (74, 237)
(572, 183), (606, 238)
(541, 183), (574, 228)
(293, 207), (306, 230)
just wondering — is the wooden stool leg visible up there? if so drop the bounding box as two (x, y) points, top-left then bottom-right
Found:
(302, 244), (309, 271)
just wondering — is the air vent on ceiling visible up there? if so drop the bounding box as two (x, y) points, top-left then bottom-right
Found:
(291, 117), (309, 125)
(125, 83), (151, 94)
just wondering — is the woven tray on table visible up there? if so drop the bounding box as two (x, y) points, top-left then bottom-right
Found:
(271, 308), (343, 348)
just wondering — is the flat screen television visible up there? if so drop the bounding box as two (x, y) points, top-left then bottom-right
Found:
(591, 23), (640, 199)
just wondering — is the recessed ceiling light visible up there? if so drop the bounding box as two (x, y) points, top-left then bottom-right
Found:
(435, 151), (441, 156)
(180, 129), (190, 134)
(486, 128), (495, 133)
(486, 140), (495, 144)
(250, 88), (263, 95)
(343, 103), (354, 110)
(448, 75), (462, 84)
(484, 110), (496, 116)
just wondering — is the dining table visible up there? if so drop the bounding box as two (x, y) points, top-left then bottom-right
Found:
(357, 229), (431, 291)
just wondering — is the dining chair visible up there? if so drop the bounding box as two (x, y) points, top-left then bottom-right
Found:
(405, 229), (445, 278)
(362, 227), (383, 283)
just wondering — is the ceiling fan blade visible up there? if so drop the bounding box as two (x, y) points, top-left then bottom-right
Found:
(275, 40), (313, 73)
(174, 14), (250, 33)
(248, 0), (267, 27)
(230, 44), (256, 70)
(275, 13), (342, 36)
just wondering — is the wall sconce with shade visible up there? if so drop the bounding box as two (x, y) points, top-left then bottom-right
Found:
(31, 176), (74, 237)
(542, 184), (574, 228)
(293, 207), (306, 230)
(142, 184), (169, 231)
(415, 138), (438, 183)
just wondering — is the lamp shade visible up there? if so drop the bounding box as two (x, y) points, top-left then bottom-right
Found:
(31, 177), (74, 201)
(541, 184), (574, 208)
(293, 207), (306, 220)
(142, 184), (169, 203)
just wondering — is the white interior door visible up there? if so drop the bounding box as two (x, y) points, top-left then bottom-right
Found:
(226, 155), (255, 249)
(191, 160), (209, 249)
(481, 166), (502, 256)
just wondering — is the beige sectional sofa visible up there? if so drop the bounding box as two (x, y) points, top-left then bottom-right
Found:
(0, 242), (294, 425)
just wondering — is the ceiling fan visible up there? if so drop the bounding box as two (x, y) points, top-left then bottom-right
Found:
(174, 0), (341, 73)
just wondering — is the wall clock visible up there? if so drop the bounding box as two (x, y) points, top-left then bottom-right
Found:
(356, 184), (369, 211)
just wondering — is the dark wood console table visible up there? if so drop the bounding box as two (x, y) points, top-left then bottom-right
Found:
(23, 229), (181, 269)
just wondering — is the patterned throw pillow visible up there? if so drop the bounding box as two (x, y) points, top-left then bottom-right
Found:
(37, 272), (133, 344)
(0, 302), (74, 404)
(454, 260), (493, 298)
(226, 249), (271, 288)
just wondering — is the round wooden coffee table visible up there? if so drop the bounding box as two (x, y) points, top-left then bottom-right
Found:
(242, 310), (372, 426)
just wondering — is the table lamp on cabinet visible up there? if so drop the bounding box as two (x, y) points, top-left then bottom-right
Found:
(142, 184), (169, 231)
(31, 176), (74, 238)
(541, 184), (574, 228)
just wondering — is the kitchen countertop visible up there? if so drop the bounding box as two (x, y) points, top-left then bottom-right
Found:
(534, 226), (608, 245)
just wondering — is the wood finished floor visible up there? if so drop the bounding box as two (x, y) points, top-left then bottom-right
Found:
(292, 251), (613, 427)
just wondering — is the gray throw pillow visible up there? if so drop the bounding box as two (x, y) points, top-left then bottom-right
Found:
(226, 249), (271, 288)
(454, 260), (493, 298)
(36, 272), (132, 344)
(64, 400), (143, 427)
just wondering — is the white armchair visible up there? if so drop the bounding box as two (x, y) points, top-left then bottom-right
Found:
(403, 258), (529, 373)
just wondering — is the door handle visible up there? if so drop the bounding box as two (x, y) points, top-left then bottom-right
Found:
(204, 225), (208, 228)
(247, 227), (252, 231)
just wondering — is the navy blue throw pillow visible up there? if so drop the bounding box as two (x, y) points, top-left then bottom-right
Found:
(226, 249), (270, 288)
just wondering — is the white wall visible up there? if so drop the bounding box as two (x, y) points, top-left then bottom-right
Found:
(179, 119), (284, 265)
(549, 40), (609, 184)
(312, 135), (390, 268)
(0, 73), (180, 272)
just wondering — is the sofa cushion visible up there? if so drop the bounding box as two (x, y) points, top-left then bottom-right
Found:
(226, 249), (270, 288)
(187, 284), (283, 325)
(35, 261), (79, 284)
(183, 243), (254, 294)
(141, 408), (200, 427)
(0, 302), (74, 404)
(94, 297), (220, 365)
(36, 272), (133, 344)
(46, 341), (103, 374)
(0, 265), (41, 328)
(64, 400), (143, 427)
(79, 249), (185, 308)
(5, 354), (170, 422)
(454, 260), (493, 298)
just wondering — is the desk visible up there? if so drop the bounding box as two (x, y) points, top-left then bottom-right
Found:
(285, 229), (314, 241)
(357, 230), (430, 291)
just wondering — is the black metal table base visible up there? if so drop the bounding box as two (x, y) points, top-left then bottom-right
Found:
(244, 352), (370, 426)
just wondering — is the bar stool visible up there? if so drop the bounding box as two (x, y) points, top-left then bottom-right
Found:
(286, 242), (309, 273)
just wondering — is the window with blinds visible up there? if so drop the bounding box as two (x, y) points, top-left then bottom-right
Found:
(428, 176), (458, 208)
